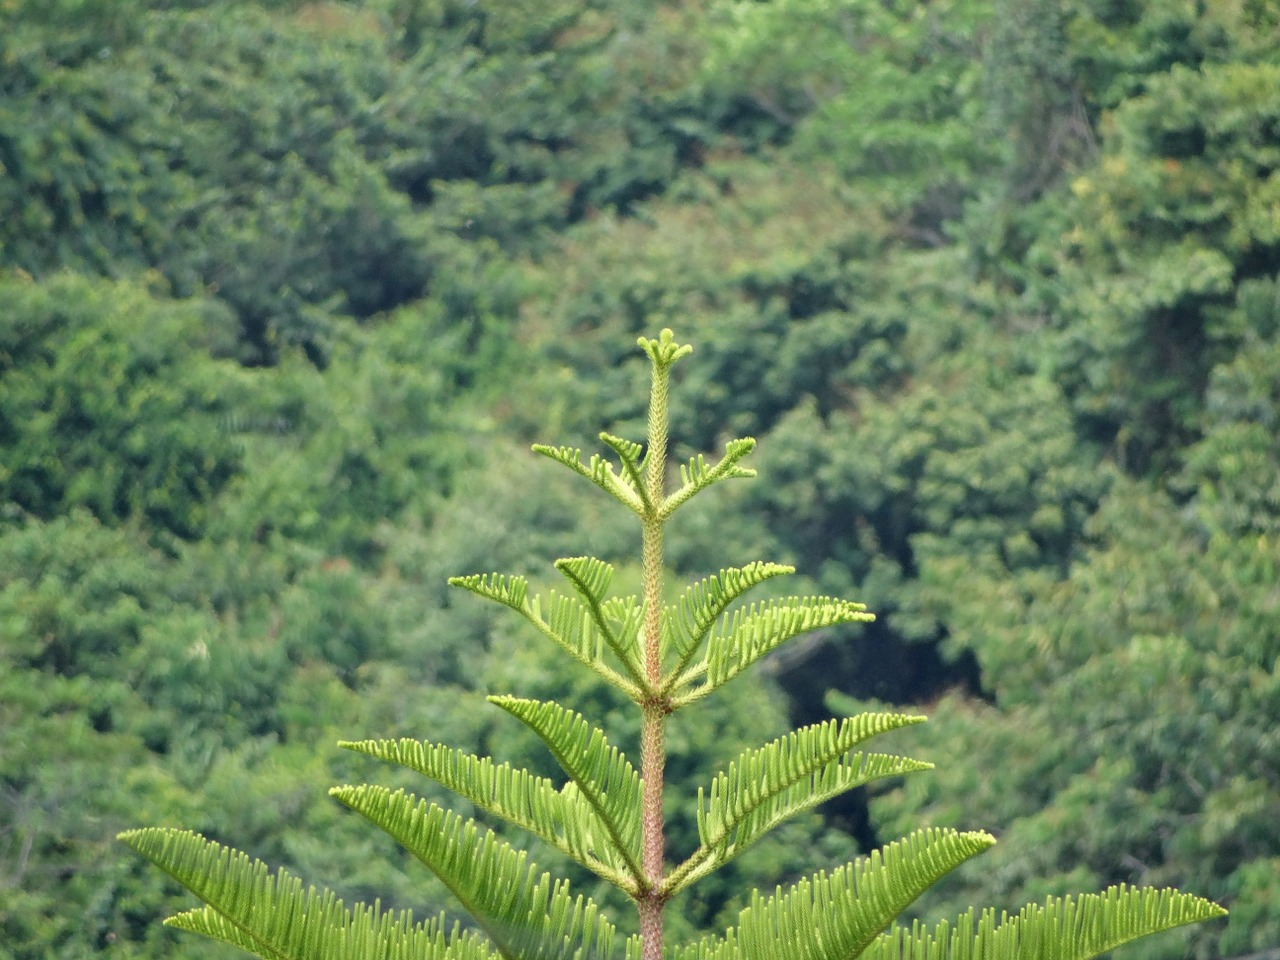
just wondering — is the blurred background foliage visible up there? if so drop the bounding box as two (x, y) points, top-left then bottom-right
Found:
(1, 0), (1277, 958)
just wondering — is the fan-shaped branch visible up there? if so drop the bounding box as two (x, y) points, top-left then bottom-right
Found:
(599, 433), (654, 514)
(117, 828), (478, 960)
(450, 572), (528, 612)
(661, 438), (757, 518)
(330, 787), (624, 960)
(667, 714), (931, 893)
(339, 737), (635, 889)
(660, 562), (795, 689)
(449, 573), (641, 699)
(490, 696), (644, 887)
(532, 444), (645, 515)
(674, 596), (874, 703)
(168, 905), (498, 960)
(672, 828), (995, 960)
(860, 885), (1229, 960)
(555, 556), (645, 686)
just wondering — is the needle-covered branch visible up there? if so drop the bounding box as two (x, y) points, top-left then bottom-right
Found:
(671, 596), (874, 704)
(667, 713), (933, 893)
(661, 439), (757, 519)
(448, 572), (643, 699)
(531, 443), (646, 516)
(860, 886), (1228, 960)
(660, 562), (795, 692)
(671, 829), (997, 960)
(489, 696), (645, 889)
(330, 786), (625, 960)
(339, 736), (637, 889)
(119, 828), (497, 960)
(555, 556), (646, 688)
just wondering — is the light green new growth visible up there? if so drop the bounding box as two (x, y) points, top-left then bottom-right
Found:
(120, 330), (1226, 960)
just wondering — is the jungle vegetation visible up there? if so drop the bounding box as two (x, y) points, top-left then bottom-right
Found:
(1, 1), (1277, 958)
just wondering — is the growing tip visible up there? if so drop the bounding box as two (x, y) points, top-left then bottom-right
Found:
(638, 328), (693, 367)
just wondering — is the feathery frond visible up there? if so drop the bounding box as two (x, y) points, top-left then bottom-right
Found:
(598, 433), (654, 513)
(861, 885), (1229, 960)
(163, 908), (276, 959)
(330, 786), (624, 960)
(555, 556), (616, 606)
(667, 714), (932, 893)
(531, 444), (645, 515)
(661, 438), (757, 518)
(448, 573), (641, 698)
(660, 562), (795, 687)
(555, 556), (644, 683)
(489, 696), (644, 885)
(339, 737), (636, 889)
(167, 905), (499, 960)
(601, 595), (643, 666)
(450, 572), (529, 612)
(675, 596), (874, 702)
(672, 828), (996, 960)
(117, 827), (475, 960)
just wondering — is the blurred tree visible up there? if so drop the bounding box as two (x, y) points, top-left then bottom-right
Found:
(0, 512), (227, 958)
(701, 0), (995, 230)
(851, 476), (1280, 960)
(0, 272), (243, 541)
(994, 10), (1280, 471)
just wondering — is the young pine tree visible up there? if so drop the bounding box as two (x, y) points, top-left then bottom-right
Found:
(121, 330), (1225, 960)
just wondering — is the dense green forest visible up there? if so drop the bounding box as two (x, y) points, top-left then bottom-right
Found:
(1, 0), (1277, 958)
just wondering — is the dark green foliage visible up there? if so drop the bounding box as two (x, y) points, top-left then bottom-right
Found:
(986, 6), (1280, 471)
(1, 0), (732, 364)
(2, 0), (1274, 956)
(701, 0), (996, 222)
(0, 273), (242, 540)
(851, 479), (1280, 958)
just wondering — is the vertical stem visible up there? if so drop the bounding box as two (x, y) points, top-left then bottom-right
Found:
(643, 356), (670, 689)
(637, 349), (671, 960)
